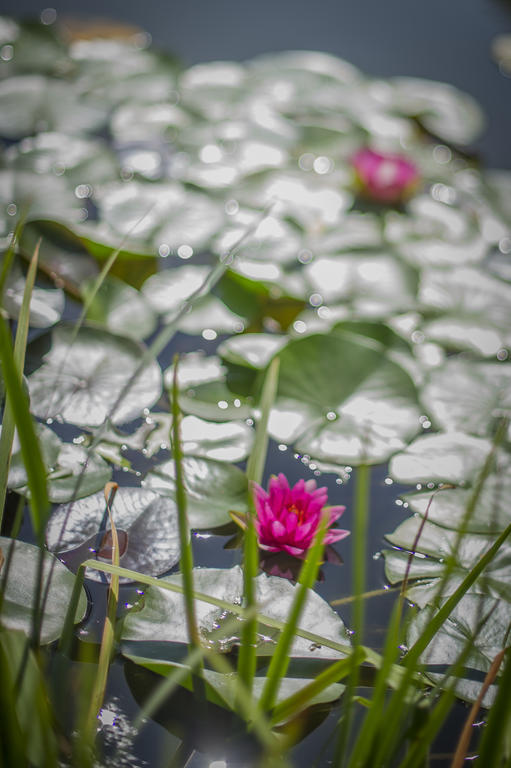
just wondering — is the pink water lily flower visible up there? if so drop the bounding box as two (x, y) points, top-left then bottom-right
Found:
(252, 473), (349, 558)
(351, 147), (420, 203)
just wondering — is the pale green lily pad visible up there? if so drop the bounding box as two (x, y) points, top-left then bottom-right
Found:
(236, 169), (352, 232)
(217, 333), (288, 369)
(389, 77), (485, 145)
(406, 594), (508, 707)
(143, 456), (248, 529)
(304, 252), (418, 313)
(8, 422), (111, 503)
(389, 432), (498, 487)
(422, 359), (511, 437)
(0, 75), (106, 139)
(142, 265), (210, 315)
(46, 487), (180, 583)
(121, 565), (350, 711)
(385, 196), (487, 268)
(110, 102), (190, 144)
(96, 181), (225, 253)
(1, 256), (64, 328)
(178, 61), (247, 120)
(91, 411), (253, 464)
(213, 212), (303, 266)
(0, 170), (83, 245)
(82, 274), (157, 341)
(27, 326), (162, 427)
(418, 267), (511, 356)
(270, 328), (421, 466)
(5, 131), (119, 190)
(177, 295), (246, 336)
(0, 536), (87, 643)
(401, 475), (511, 534)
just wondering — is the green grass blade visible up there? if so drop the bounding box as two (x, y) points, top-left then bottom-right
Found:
(83, 484), (120, 746)
(0, 315), (49, 542)
(0, 241), (40, 528)
(334, 463), (371, 767)
(271, 651), (363, 726)
(171, 358), (202, 666)
(238, 357), (280, 693)
(258, 511), (330, 714)
(0, 214), (26, 303)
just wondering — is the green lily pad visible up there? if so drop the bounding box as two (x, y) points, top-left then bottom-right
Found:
(0, 536), (87, 643)
(96, 180), (225, 253)
(304, 252), (418, 314)
(143, 456), (248, 529)
(385, 196), (487, 268)
(388, 432), (499, 487)
(1, 255), (64, 328)
(46, 487), (181, 582)
(418, 266), (511, 357)
(401, 475), (511, 534)
(82, 274), (157, 341)
(217, 333), (288, 369)
(421, 359), (511, 437)
(0, 75), (106, 139)
(389, 77), (485, 145)
(0, 170), (83, 246)
(27, 326), (162, 427)
(271, 327), (421, 465)
(121, 565), (350, 711)
(8, 422), (111, 503)
(5, 131), (119, 190)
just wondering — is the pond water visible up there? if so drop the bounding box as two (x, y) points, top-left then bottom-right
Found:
(1, 4), (511, 767)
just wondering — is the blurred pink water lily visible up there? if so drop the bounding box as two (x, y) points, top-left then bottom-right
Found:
(351, 147), (420, 203)
(252, 473), (349, 558)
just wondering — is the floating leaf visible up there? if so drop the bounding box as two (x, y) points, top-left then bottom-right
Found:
(8, 423), (111, 503)
(0, 536), (87, 643)
(82, 274), (157, 341)
(0, 75), (106, 139)
(388, 432), (498, 487)
(1, 255), (64, 328)
(401, 477), (511, 534)
(218, 333), (288, 369)
(122, 565), (350, 710)
(5, 131), (119, 191)
(27, 326), (162, 427)
(385, 196), (487, 268)
(271, 327), (421, 465)
(418, 266), (511, 356)
(96, 180), (225, 252)
(389, 77), (485, 145)
(421, 359), (511, 437)
(46, 487), (180, 582)
(144, 456), (248, 529)
(0, 170), (83, 245)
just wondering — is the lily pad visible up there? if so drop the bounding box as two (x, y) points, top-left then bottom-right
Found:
(0, 536), (87, 643)
(271, 327), (421, 466)
(96, 180), (225, 253)
(389, 77), (485, 145)
(385, 196), (487, 269)
(0, 75), (106, 139)
(421, 359), (511, 437)
(401, 475), (511, 534)
(82, 274), (157, 341)
(121, 565), (350, 710)
(144, 456), (248, 529)
(418, 267), (511, 357)
(8, 422), (112, 503)
(388, 432), (499, 487)
(1, 255), (64, 328)
(27, 326), (162, 427)
(46, 487), (181, 583)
